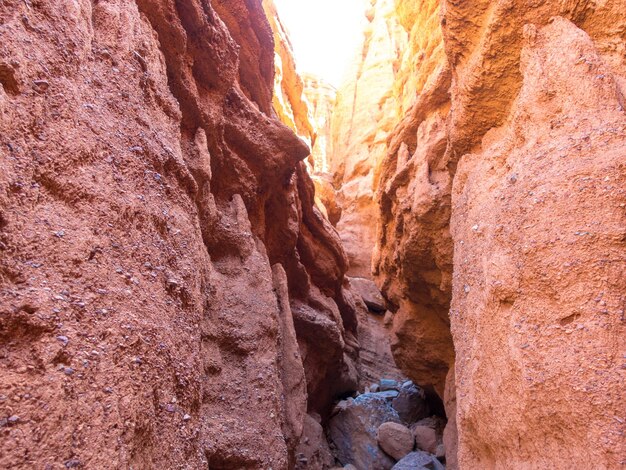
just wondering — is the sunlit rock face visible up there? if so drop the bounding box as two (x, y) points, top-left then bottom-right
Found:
(262, 0), (314, 147)
(329, 0), (626, 468)
(303, 73), (336, 174)
(328, 0), (403, 278)
(442, 2), (626, 468)
(301, 74), (343, 226)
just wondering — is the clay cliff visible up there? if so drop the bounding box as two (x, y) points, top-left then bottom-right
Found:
(0, 1), (360, 468)
(1, 0), (625, 468)
(328, 0), (400, 278)
(327, 0), (626, 468)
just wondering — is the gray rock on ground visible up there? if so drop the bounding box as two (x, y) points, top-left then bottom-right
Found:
(392, 381), (429, 424)
(328, 394), (401, 469)
(380, 379), (400, 391)
(391, 451), (445, 470)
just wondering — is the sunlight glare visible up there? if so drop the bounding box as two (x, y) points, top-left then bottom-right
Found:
(272, 0), (367, 87)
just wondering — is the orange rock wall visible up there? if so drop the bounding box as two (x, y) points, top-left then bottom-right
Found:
(329, 0), (626, 468)
(329, 0), (399, 278)
(445, 5), (626, 468)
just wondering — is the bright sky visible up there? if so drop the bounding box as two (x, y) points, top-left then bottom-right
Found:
(273, 0), (367, 87)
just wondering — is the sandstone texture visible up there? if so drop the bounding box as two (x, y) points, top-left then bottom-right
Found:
(0, 0), (359, 468)
(325, 0), (626, 468)
(449, 16), (626, 469)
(376, 421), (414, 460)
(328, 0), (401, 278)
(373, 0), (453, 401)
(2, 0), (625, 468)
(262, 0), (314, 147)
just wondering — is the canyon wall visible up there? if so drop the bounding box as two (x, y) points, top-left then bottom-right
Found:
(0, 1), (360, 468)
(329, 0), (398, 278)
(302, 74), (343, 227)
(445, 5), (626, 468)
(329, 0), (626, 468)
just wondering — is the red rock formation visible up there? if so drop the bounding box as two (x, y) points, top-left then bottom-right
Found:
(368, 0), (455, 403)
(319, 0), (625, 467)
(450, 17), (626, 469)
(262, 0), (314, 148)
(329, 0), (399, 278)
(367, 0), (626, 468)
(0, 0), (357, 468)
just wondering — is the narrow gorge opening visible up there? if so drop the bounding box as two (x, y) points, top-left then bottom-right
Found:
(1, 0), (624, 469)
(269, 0), (454, 468)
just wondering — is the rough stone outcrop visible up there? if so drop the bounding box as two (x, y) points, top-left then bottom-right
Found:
(326, 0), (625, 468)
(260, 0), (361, 417)
(449, 17), (626, 469)
(0, 1), (357, 468)
(372, 0), (453, 401)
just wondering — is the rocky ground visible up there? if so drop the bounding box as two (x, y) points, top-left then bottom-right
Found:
(295, 376), (447, 470)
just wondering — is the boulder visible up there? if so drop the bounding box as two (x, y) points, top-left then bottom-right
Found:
(377, 422), (414, 461)
(294, 414), (335, 470)
(392, 451), (445, 470)
(349, 277), (387, 312)
(380, 379), (400, 391)
(327, 394), (401, 469)
(413, 425), (438, 454)
(391, 381), (429, 424)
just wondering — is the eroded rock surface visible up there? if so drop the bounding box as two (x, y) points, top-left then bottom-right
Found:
(326, 0), (625, 468)
(450, 17), (626, 469)
(0, 1), (358, 468)
(329, 0), (400, 278)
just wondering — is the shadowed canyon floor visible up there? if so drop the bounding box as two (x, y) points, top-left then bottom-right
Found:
(1, 0), (625, 469)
